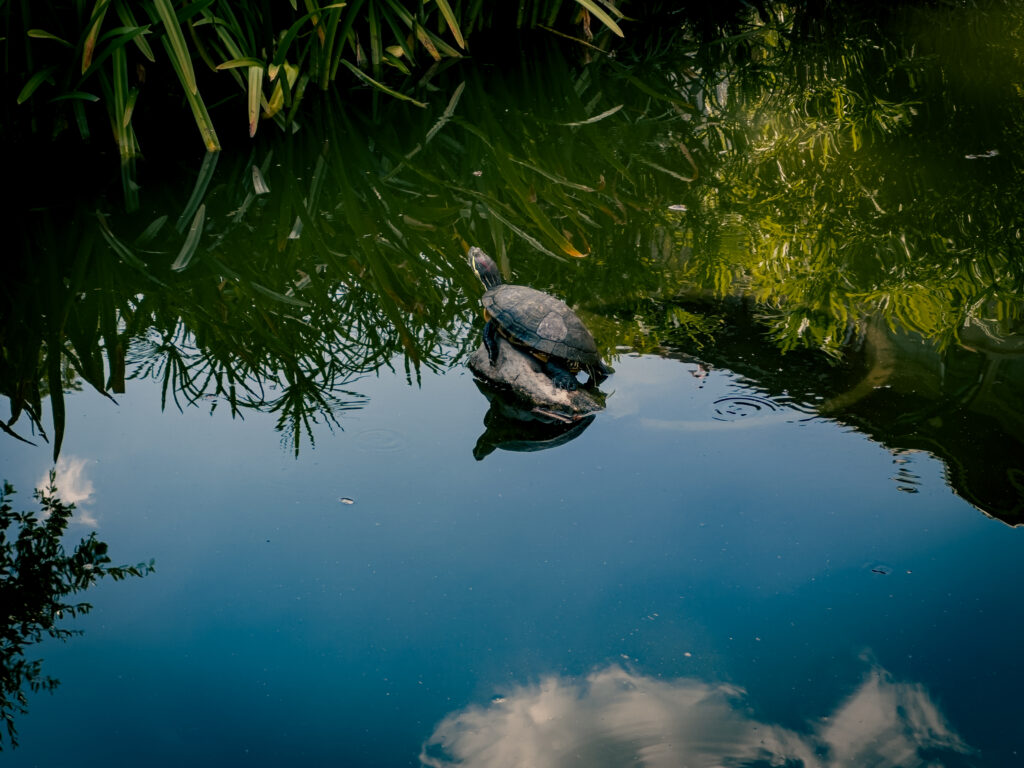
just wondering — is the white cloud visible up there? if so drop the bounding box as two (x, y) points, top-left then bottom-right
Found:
(40, 456), (98, 527)
(421, 663), (971, 768)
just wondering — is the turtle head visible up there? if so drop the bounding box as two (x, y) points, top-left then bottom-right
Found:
(469, 246), (503, 290)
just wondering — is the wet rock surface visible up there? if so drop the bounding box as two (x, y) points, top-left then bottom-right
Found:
(468, 336), (605, 421)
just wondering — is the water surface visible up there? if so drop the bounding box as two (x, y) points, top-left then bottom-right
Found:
(3, 4), (1024, 766)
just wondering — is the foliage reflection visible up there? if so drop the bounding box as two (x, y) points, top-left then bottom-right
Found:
(2, 2), (1023, 518)
(0, 478), (153, 750)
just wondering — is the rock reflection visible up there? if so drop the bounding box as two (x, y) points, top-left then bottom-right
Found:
(472, 379), (597, 461)
(421, 664), (970, 768)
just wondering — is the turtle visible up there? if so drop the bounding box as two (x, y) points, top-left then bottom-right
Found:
(468, 246), (611, 391)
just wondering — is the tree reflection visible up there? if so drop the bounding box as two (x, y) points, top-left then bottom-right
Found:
(0, 477), (153, 749)
(421, 661), (973, 768)
(2, 2), (1023, 499)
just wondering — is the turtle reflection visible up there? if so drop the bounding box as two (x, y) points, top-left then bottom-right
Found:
(472, 380), (596, 461)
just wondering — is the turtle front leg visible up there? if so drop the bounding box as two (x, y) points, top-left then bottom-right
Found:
(544, 360), (579, 391)
(483, 320), (500, 366)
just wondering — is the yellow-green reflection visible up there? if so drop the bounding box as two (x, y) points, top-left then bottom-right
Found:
(2, 2), (1023, 514)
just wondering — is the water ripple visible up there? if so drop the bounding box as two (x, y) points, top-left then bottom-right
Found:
(711, 394), (784, 422)
(355, 428), (409, 453)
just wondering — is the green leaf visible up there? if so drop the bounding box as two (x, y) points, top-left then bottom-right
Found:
(133, 215), (168, 246)
(27, 29), (73, 46)
(433, 0), (465, 49)
(114, 1), (156, 61)
(176, 150), (218, 232)
(17, 67), (58, 103)
(248, 65), (263, 137)
(251, 282), (311, 308)
(82, 0), (113, 73)
(49, 91), (101, 103)
(171, 204), (205, 271)
(153, 0), (197, 95)
(216, 57), (266, 70)
(573, 0), (624, 37)
(561, 103), (623, 126)
(340, 59), (427, 107)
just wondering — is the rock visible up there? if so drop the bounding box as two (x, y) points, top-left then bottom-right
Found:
(468, 336), (605, 421)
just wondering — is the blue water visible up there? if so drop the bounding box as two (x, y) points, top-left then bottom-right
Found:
(3, 353), (1021, 766)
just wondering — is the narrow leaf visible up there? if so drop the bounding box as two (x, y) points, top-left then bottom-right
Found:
(561, 103), (623, 126)
(153, 0), (197, 94)
(49, 91), (101, 103)
(248, 65), (263, 137)
(28, 29), (72, 46)
(114, 2), (156, 61)
(82, 0), (113, 73)
(216, 57), (266, 70)
(573, 0), (624, 37)
(17, 67), (58, 103)
(171, 204), (205, 271)
(252, 165), (270, 194)
(433, 0), (465, 48)
(340, 59), (426, 107)
(251, 282), (311, 307)
(175, 150), (218, 232)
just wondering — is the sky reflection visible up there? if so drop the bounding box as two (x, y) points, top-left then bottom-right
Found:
(422, 661), (971, 768)
(41, 455), (98, 526)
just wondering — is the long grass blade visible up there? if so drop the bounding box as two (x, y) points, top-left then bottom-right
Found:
(247, 65), (263, 137)
(27, 29), (73, 46)
(82, 0), (113, 73)
(340, 59), (427, 107)
(114, 0), (156, 61)
(561, 103), (623, 126)
(171, 204), (206, 271)
(216, 57), (266, 69)
(153, 0), (197, 94)
(251, 282), (311, 307)
(573, 0), (624, 37)
(17, 67), (58, 103)
(432, 0), (465, 48)
(133, 215), (169, 245)
(160, 37), (220, 149)
(0, 420), (36, 446)
(176, 150), (219, 232)
(47, 331), (66, 462)
(49, 91), (101, 102)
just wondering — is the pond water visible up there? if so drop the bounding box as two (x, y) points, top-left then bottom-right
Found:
(3, 4), (1024, 766)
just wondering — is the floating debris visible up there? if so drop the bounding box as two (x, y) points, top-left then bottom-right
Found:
(339, 497), (355, 505)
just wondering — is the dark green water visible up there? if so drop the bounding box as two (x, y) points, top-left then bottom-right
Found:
(3, 4), (1023, 766)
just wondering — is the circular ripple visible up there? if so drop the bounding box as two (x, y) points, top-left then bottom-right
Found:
(711, 394), (784, 422)
(355, 428), (409, 453)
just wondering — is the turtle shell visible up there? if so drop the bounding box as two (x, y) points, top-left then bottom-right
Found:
(482, 284), (600, 364)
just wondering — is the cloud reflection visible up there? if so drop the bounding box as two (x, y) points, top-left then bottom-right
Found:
(421, 663), (970, 768)
(40, 455), (98, 526)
